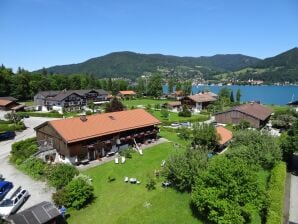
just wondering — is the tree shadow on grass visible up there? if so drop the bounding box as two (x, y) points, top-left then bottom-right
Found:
(189, 201), (212, 224)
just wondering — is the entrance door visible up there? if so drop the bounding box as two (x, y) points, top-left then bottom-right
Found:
(88, 148), (95, 161)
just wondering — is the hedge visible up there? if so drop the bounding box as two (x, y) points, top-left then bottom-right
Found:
(266, 161), (287, 224)
(10, 137), (38, 165)
(0, 122), (25, 133)
(17, 112), (63, 118)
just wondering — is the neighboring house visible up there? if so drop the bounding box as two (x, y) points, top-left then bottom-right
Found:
(168, 90), (184, 100)
(118, 90), (136, 99)
(163, 101), (182, 112)
(34, 89), (109, 112)
(287, 100), (298, 112)
(6, 201), (63, 224)
(34, 109), (161, 164)
(215, 102), (272, 128)
(216, 126), (233, 149)
(0, 97), (24, 111)
(180, 92), (217, 113)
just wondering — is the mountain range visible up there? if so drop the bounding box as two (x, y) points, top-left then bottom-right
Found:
(39, 48), (298, 82)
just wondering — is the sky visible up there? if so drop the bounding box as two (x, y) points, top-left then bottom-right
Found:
(0, 0), (297, 71)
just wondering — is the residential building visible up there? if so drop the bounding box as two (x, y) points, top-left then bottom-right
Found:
(216, 126), (233, 149)
(118, 90), (136, 99)
(34, 109), (160, 164)
(215, 102), (272, 128)
(34, 89), (109, 112)
(287, 100), (298, 112)
(180, 92), (217, 113)
(0, 97), (24, 111)
(6, 201), (63, 224)
(163, 101), (182, 112)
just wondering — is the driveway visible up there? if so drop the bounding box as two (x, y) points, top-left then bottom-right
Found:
(0, 116), (59, 211)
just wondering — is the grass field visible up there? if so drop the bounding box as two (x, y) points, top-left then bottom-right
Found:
(266, 104), (292, 113)
(150, 110), (209, 124)
(121, 98), (171, 108)
(67, 130), (200, 224)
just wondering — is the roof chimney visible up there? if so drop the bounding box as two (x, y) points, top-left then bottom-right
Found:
(80, 115), (87, 122)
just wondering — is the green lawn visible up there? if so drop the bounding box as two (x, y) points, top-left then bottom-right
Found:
(20, 101), (34, 106)
(150, 110), (209, 124)
(121, 98), (171, 108)
(266, 104), (292, 113)
(67, 132), (200, 224)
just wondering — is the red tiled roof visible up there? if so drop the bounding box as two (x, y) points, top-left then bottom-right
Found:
(119, 90), (136, 95)
(47, 109), (160, 143)
(0, 99), (13, 107)
(216, 126), (233, 145)
(187, 93), (217, 103)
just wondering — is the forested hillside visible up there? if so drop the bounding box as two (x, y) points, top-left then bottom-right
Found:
(39, 51), (260, 79)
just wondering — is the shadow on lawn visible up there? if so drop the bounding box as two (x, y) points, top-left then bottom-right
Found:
(189, 202), (212, 224)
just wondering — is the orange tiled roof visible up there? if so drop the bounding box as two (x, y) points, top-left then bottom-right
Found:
(48, 109), (160, 143)
(216, 126), (233, 145)
(0, 99), (12, 107)
(119, 90), (136, 95)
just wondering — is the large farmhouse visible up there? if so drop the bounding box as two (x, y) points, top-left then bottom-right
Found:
(180, 92), (217, 113)
(215, 102), (272, 128)
(34, 89), (109, 112)
(35, 109), (160, 164)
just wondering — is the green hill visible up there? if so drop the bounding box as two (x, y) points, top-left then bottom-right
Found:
(40, 51), (260, 79)
(220, 48), (298, 83)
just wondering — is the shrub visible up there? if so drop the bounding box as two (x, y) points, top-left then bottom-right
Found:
(178, 105), (191, 117)
(17, 112), (63, 118)
(10, 137), (38, 164)
(119, 148), (135, 158)
(192, 156), (267, 224)
(53, 176), (94, 210)
(266, 162), (287, 224)
(19, 158), (47, 179)
(85, 110), (92, 115)
(46, 163), (79, 189)
(226, 130), (282, 169)
(177, 126), (191, 140)
(160, 108), (169, 119)
(145, 174), (156, 191)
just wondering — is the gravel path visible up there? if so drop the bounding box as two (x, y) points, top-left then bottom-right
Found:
(289, 174), (298, 223)
(0, 116), (58, 211)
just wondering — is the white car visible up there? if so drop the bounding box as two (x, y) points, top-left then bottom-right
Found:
(0, 187), (29, 217)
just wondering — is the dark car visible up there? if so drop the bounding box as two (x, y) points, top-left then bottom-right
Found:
(0, 131), (15, 141)
(0, 181), (13, 201)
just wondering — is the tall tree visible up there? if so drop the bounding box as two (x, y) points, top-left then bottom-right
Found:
(147, 74), (163, 97)
(182, 81), (192, 96)
(105, 97), (125, 112)
(236, 89), (241, 103)
(230, 90), (235, 102)
(168, 78), (175, 94)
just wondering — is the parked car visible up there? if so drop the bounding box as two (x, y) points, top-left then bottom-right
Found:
(0, 131), (15, 141)
(171, 122), (180, 127)
(0, 181), (13, 201)
(0, 187), (29, 217)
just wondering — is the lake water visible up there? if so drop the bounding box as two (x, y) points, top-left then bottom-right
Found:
(163, 85), (298, 105)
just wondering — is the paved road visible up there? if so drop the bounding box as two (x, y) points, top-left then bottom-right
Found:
(289, 174), (298, 223)
(0, 116), (58, 211)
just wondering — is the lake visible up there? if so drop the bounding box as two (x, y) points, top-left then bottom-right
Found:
(163, 85), (298, 105)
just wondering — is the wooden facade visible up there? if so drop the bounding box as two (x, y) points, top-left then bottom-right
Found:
(215, 110), (270, 128)
(36, 122), (159, 164)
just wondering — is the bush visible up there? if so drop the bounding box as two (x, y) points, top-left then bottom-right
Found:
(266, 162), (287, 224)
(178, 105), (191, 117)
(17, 112), (63, 118)
(177, 127), (191, 140)
(53, 176), (94, 210)
(19, 158), (47, 179)
(119, 148), (135, 158)
(160, 108), (169, 119)
(192, 156), (267, 224)
(85, 110), (92, 115)
(226, 130), (282, 169)
(46, 163), (79, 189)
(145, 174), (156, 191)
(10, 137), (38, 164)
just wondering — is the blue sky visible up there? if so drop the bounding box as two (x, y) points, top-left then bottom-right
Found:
(0, 0), (297, 71)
